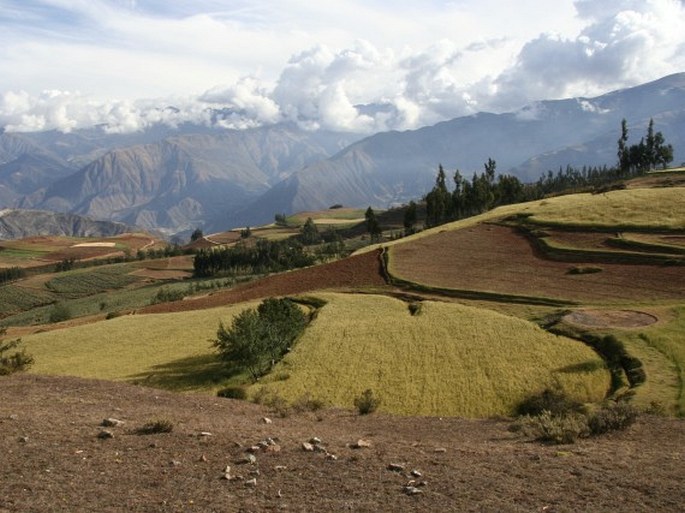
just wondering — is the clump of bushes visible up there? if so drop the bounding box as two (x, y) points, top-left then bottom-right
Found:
(48, 303), (72, 323)
(150, 287), (186, 305)
(354, 389), (380, 415)
(512, 390), (639, 444)
(135, 419), (174, 435)
(0, 331), (34, 375)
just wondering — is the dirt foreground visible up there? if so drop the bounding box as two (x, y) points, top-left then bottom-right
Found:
(1, 375), (683, 513)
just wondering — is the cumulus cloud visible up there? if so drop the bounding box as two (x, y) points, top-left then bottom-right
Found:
(1, 0), (683, 134)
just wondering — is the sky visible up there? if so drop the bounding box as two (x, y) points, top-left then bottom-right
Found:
(0, 0), (684, 134)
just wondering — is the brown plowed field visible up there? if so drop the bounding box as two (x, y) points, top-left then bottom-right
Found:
(1, 374), (683, 513)
(142, 250), (388, 314)
(389, 225), (685, 303)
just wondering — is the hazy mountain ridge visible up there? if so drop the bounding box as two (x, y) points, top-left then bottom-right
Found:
(1, 74), (684, 234)
(0, 208), (135, 240)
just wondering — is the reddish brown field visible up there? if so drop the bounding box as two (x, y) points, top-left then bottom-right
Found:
(1, 374), (683, 513)
(142, 250), (388, 314)
(389, 225), (685, 303)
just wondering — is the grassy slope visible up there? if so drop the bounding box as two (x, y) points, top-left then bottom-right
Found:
(253, 293), (609, 417)
(22, 302), (258, 391)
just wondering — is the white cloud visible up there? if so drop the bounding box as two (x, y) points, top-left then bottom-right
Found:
(0, 0), (683, 134)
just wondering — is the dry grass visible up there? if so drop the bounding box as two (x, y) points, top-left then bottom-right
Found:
(252, 293), (609, 417)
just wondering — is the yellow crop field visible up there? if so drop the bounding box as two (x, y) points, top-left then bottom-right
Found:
(21, 302), (259, 390)
(252, 293), (609, 417)
(523, 188), (685, 229)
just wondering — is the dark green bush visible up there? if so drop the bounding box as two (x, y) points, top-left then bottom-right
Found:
(0, 335), (34, 375)
(48, 303), (72, 323)
(588, 402), (639, 435)
(514, 411), (589, 444)
(354, 389), (380, 415)
(217, 386), (248, 400)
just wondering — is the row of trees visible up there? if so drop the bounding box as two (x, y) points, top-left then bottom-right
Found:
(193, 238), (316, 277)
(617, 118), (673, 176)
(0, 266), (25, 285)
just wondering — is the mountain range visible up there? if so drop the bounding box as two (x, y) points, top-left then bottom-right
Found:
(1, 73), (683, 237)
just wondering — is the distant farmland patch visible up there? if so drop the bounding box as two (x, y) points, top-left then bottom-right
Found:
(388, 224), (685, 303)
(253, 293), (609, 417)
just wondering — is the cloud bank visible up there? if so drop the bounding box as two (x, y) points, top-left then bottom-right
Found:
(1, 0), (684, 134)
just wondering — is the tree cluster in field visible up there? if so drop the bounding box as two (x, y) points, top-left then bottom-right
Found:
(422, 118), (675, 229)
(214, 298), (307, 382)
(193, 238), (316, 277)
(0, 267), (25, 285)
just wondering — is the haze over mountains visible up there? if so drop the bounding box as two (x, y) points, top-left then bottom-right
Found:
(1, 73), (683, 237)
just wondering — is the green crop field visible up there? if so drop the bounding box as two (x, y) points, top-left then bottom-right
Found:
(21, 302), (260, 390)
(45, 265), (139, 297)
(0, 285), (55, 316)
(252, 293), (609, 417)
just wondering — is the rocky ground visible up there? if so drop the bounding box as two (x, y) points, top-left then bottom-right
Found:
(1, 374), (683, 513)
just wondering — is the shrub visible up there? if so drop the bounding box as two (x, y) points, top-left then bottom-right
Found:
(515, 410), (589, 444)
(292, 393), (326, 412)
(0, 334), (34, 375)
(354, 389), (380, 415)
(408, 302), (422, 316)
(150, 287), (185, 305)
(105, 311), (123, 320)
(588, 402), (639, 435)
(515, 388), (585, 417)
(49, 303), (72, 323)
(135, 419), (174, 435)
(567, 266), (603, 275)
(217, 386), (247, 400)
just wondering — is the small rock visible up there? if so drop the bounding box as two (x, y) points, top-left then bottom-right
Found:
(199, 454), (208, 462)
(97, 430), (114, 440)
(352, 439), (372, 449)
(221, 473), (232, 481)
(314, 445), (328, 453)
(199, 431), (213, 437)
(257, 441), (270, 449)
(434, 447), (447, 453)
(387, 463), (405, 472)
(9, 414), (18, 420)
(265, 444), (281, 453)
(404, 486), (423, 496)
(326, 454), (338, 461)
(249, 469), (260, 476)
(274, 465), (288, 471)
(246, 445), (262, 453)
(18, 436), (29, 443)
(170, 460), (181, 467)
(101, 418), (124, 427)
(410, 469), (422, 478)
(309, 437), (322, 445)
(237, 454), (257, 465)
(262, 417), (273, 424)
(245, 478), (257, 487)
(301, 442), (315, 452)
(266, 437), (277, 446)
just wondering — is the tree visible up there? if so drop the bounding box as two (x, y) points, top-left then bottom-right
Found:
(299, 217), (321, 245)
(190, 228), (204, 242)
(0, 329), (34, 375)
(214, 298), (307, 382)
(617, 118), (630, 176)
(425, 164), (451, 226)
(403, 201), (418, 235)
(365, 207), (381, 241)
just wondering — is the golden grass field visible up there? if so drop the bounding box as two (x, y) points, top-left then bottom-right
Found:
(252, 293), (609, 417)
(22, 302), (259, 390)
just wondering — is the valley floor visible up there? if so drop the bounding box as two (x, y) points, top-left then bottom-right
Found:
(1, 374), (683, 513)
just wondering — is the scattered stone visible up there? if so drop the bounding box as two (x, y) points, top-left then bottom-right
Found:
(245, 478), (257, 487)
(326, 454), (338, 461)
(246, 446), (262, 453)
(314, 445), (328, 453)
(410, 469), (422, 478)
(199, 431), (213, 437)
(434, 447), (447, 453)
(387, 463), (405, 472)
(9, 414), (18, 420)
(199, 455), (208, 462)
(221, 473), (232, 481)
(170, 460), (181, 467)
(97, 430), (114, 440)
(257, 441), (270, 449)
(18, 436), (29, 443)
(404, 486), (423, 496)
(309, 437), (322, 445)
(262, 417), (273, 424)
(266, 437), (277, 446)
(249, 469), (260, 476)
(224, 465), (232, 475)
(101, 418), (125, 427)
(301, 442), (315, 452)
(264, 444), (281, 453)
(237, 454), (257, 465)
(274, 465), (288, 471)
(416, 481), (428, 487)
(352, 439), (372, 449)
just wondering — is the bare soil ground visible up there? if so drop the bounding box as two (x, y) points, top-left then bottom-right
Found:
(389, 225), (685, 303)
(0, 374), (683, 513)
(563, 309), (659, 329)
(142, 250), (388, 314)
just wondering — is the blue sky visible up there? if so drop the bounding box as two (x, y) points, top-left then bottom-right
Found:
(1, 0), (683, 133)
